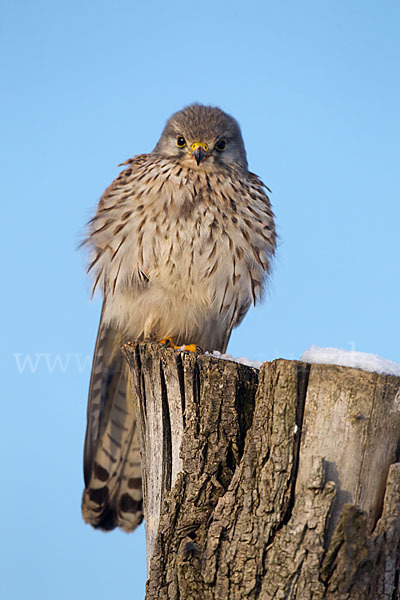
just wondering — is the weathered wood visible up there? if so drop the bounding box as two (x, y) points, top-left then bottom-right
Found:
(122, 342), (258, 572)
(122, 343), (400, 599)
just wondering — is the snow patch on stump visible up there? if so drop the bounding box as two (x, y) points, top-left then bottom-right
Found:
(301, 345), (400, 377)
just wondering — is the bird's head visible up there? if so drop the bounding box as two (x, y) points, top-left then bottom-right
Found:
(153, 104), (248, 172)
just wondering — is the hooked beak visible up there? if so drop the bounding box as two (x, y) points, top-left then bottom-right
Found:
(190, 142), (209, 166)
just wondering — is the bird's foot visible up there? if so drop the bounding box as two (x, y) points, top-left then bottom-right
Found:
(158, 338), (202, 353)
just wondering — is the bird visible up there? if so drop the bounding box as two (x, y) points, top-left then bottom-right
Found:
(81, 104), (276, 533)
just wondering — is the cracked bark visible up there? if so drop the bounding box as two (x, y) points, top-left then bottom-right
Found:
(122, 343), (400, 599)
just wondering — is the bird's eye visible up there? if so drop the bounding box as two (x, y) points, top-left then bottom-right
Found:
(176, 136), (186, 148)
(215, 139), (227, 152)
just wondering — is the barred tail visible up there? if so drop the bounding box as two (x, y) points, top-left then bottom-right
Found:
(82, 306), (143, 531)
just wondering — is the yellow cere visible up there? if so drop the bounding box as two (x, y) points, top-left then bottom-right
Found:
(191, 142), (209, 152)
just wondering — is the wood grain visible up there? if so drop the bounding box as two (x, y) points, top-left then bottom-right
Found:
(122, 344), (400, 599)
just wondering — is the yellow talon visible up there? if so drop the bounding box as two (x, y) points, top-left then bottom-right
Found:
(159, 337), (174, 347)
(182, 344), (198, 353)
(158, 338), (202, 353)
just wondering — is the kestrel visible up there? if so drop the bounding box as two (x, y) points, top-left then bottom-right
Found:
(82, 104), (276, 532)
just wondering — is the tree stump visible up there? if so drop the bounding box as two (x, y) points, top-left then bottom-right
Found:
(122, 342), (400, 599)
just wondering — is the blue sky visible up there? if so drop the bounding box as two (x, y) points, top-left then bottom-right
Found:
(1, 1), (399, 598)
